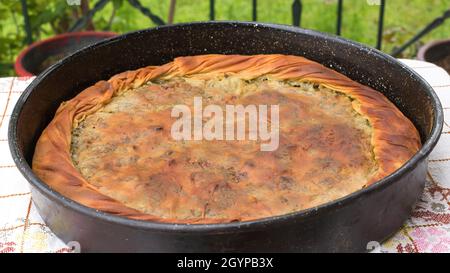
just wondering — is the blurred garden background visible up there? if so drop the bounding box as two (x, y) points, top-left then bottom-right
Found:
(0, 0), (449, 76)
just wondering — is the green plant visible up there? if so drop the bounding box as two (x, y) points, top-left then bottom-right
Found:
(0, 1), (24, 76)
(0, 0), (449, 77)
(0, 0), (125, 76)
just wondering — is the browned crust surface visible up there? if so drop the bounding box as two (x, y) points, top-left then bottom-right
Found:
(32, 54), (421, 223)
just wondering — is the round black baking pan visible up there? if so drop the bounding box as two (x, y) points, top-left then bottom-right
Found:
(8, 22), (443, 252)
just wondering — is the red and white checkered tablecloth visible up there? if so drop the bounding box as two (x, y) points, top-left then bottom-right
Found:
(0, 59), (449, 253)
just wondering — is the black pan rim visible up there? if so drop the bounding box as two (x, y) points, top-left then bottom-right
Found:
(8, 21), (444, 233)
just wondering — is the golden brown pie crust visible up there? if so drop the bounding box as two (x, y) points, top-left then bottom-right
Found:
(32, 54), (421, 223)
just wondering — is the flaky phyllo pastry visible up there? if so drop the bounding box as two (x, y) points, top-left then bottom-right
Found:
(33, 55), (421, 223)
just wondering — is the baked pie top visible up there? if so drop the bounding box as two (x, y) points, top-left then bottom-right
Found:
(32, 54), (421, 223)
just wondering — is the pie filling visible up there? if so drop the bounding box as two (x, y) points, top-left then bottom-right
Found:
(70, 75), (378, 221)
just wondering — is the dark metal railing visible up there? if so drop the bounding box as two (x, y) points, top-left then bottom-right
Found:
(69, 0), (111, 32)
(376, 0), (386, 50)
(209, 0), (215, 21)
(336, 0), (343, 36)
(252, 0), (257, 21)
(126, 0), (166, 26)
(17, 0), (448, 57)
(392, 9), (450, 57)
(292, 0), (302, 28)
(19, 0), (386, 48)
(207, 0), (386, 50)
(20, 0), (32, 45)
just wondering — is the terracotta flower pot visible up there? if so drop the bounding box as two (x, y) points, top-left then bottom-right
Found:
(417, 39), (450, 74)
(15, 31), (117, 77)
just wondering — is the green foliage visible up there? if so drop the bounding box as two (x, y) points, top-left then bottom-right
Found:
(0, 1), (21, 76)
(0, 0), (449, 76)
(0, 0), (82, 76)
